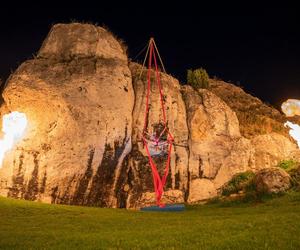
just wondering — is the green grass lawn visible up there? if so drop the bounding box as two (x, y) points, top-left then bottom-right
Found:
(0, 192), (300, 250)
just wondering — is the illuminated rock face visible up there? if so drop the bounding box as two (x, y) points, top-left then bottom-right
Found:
(251, 133), (298, 169)
(0, 23), (134, 207)
(181, 86), (253, 202)
(0, 23), (299, 208)
(122, 63), (189, 208)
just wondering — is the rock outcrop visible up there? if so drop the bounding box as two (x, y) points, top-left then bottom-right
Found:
(251, 133), (299, 169)
(254, 167), (291, 193)
(0, 23), (299, 208)
(0, 23), (134, 207)
(209, 78), (300, 139)
(181, 85), (251, 201)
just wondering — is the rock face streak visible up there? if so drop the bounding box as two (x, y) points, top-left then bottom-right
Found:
(0, 23), (299, 208)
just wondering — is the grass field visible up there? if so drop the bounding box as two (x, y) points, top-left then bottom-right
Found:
(0, 192), (300, 249)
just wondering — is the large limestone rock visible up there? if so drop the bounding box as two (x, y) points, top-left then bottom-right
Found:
(208, 78), (299, 138)
(39, 23), (127, 61)
(0, 23), (134, 207)
(0, 23), (299, 208)
(254, 167), (291, 193)
(181, 86), (254, 202)
(251, 133), (299, 169)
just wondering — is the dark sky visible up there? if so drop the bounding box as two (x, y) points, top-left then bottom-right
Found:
(1, 4), (300, 109)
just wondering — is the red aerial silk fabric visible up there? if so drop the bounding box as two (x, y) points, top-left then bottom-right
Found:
(141, 41), (174, 207)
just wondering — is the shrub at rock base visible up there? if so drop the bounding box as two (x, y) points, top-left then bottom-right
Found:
(221, 171), (255, 196)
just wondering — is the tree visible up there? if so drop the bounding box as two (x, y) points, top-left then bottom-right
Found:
(187, 68), (209, 89)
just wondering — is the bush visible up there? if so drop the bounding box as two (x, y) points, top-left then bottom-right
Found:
(221, 171), (255, 196)
(187, 68), (209, 89)
(277, 159), (299, 172)
(277, 160), (300, 190)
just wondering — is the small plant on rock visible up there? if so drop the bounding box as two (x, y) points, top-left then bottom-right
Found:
(277, 159), (299, 172)
(187, 68), (210, 89)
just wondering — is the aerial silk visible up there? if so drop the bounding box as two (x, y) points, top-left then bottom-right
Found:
(141, 38), (174, 207)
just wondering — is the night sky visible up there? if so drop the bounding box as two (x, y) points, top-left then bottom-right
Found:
(1, 4), (300, 109)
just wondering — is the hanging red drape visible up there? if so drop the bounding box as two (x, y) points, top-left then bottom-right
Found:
(141, 39), (174, 207)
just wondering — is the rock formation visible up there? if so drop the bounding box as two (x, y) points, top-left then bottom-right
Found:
(254, 167), (292, 193)
(209, 78), (300, 138)
(0, 23), (299, 208)
(0, 23), (134, 208)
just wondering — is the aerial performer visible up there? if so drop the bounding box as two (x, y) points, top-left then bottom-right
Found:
(139, 38), (184, 212)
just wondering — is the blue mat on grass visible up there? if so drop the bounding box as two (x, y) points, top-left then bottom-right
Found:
(140, 204), (185, 212)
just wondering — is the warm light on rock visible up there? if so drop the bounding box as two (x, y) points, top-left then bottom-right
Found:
(0, 111), (27, 168)
(0, 23), (299, 207)
(281, 99), (300, 149)
(281, 99), (300, 117)
(284, 121), (300, 148)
